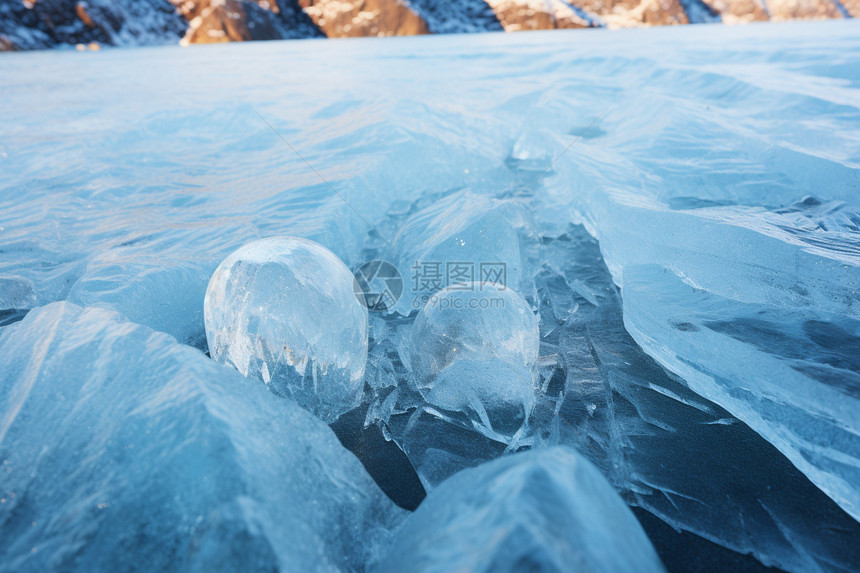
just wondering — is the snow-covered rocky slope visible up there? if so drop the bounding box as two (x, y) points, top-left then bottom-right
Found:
(1, 0), (857, 51)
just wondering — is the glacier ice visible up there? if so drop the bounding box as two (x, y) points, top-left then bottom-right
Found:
(0, 302), (404, 572)
(373, 447), (666, 573)
(2, 20), (860, 573)
(410, 282), (540, 440)
(204, 236), (368, 423)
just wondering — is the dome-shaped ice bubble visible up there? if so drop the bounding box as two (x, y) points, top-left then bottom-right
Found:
(204, 236), (368, 423)
(410, 283), (539, 440)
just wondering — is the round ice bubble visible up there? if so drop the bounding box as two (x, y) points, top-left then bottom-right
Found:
(204, 236), (368, 423)
(410, 283), (540, 439)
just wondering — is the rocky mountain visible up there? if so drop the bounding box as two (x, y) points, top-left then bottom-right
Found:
(0, 0), (855, 50)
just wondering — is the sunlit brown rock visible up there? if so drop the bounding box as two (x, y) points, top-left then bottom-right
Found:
(174, 0), (279, 44)
(485, 0), (593, 30)
(766, 0), (842, 20)
(75, 2), (95, 27)
(572, 0), (689, 28)
(701, 0), (767, 23)
(297, 0), (429, 37)
(841, 0), (860, 16)
(173, 0), (321, 44)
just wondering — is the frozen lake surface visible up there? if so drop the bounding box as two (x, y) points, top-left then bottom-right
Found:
(1, 20), (859, 572)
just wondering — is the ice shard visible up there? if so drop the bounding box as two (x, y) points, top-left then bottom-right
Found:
(373, 447), (666, 573)
(0, 302), (404, 572)
(560, 189), (860, 523)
